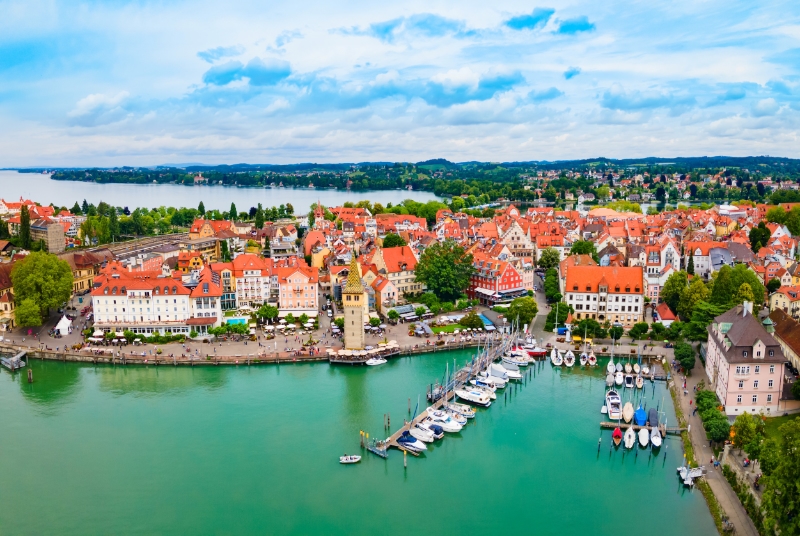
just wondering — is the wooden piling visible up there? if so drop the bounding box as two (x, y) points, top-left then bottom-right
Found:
(27, 368), (33, 383)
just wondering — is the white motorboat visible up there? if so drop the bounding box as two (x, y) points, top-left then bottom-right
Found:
(641, 364), (650, 375)
(490, 363), (521, 381)
(409, 423), (435, 443)
(551, 349), (563, 366)
(633, 363), (640, 374)
(443, 407), (468, 426)
(605, 374), (614, 387)
(615, 372), (624, 386)
(605, 389), (622, 421)
(469, 379), (499, 396)
(635, 375), (644, 389)
(478, 370), (508, 388)
(425, 408), (463, 432)
(456, 387), (492, 407)
(579, 353), (588, 366)
(588, 352), (597, 366)
(522, 345), (548, 358)
(615, 362), (623, 373)
(624, 374), (634, 389)
(396, 431), (428, 452)
(445, 402), (476, 419)
(638, 427), (650, 447)
(622, 402), (634, 423)
(564, 351), (575, 367)
(365, 357), (387, 366)
(624, 427), (636, 449)
(502, 354), (528, 367)
(606, 357), (615, 374)
(624, 362), (632, 374)
(340, 455), (361, 464)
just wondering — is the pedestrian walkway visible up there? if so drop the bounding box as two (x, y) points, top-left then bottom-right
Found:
(680, 357), (759, 536)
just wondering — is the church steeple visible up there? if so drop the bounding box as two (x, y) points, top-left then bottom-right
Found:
(343, 252), (364, 294)
(342, 250), (365, 350)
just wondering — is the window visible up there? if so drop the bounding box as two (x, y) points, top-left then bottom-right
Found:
(769, 350), (774, 357)
(755, 365), (760, 374)
(737, 395), (742, 403)
(743, 351), (748, 357)
(753, 380), (759, 389)
(738, 380), (744, 389)
(768, 380), (774, 388)
(752, 395), (757, 403)
(770, 365), (775, 373)
(767, 395), (772, 403)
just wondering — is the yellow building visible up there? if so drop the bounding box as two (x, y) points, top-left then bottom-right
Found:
(342, 255), (365, 350)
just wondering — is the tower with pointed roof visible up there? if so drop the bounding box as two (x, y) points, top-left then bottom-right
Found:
(342, 252), (365, 350)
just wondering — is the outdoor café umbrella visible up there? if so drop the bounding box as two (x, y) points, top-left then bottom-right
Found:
(279, 319), (286, 324)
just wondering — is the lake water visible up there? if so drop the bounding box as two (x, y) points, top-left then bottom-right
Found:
(0, 171), (441, 213)
(0, 350), (715, 535)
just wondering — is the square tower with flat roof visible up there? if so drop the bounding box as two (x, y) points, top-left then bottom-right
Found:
(342, 253), (365, 350)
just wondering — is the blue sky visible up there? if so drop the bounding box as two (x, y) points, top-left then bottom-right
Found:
(0, 0), (799, 165)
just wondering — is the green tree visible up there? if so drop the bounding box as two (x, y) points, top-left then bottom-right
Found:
(767, 278), (782, 294)
(414, 239), (474, 302)
(686, 254), (694, 275)
(108, 209), (119, 241)
(299, 313), (309, 325)
(731, 412), (758, 452)
(82, 199), (89, 214)
(414, 306), (426, 318)
(793, 380), (800, 400)
(255, 203), (265, 229)
(387, 309), (400, 321)
(257, 304), (279, 322)
(538, 247), (561, 270)
(575, 318), (608, 339)
(608, 325), (624, 341)
(544, 302), (571, 332)
(229, 202), (237, 221)
(749, 221), (771, 253)
(382, 233), (407, 248)
(595, 185), (610, 200)
(730, 264), (766, 305)
(678, 278), (709, 320)
(710, 264), (733, 304)
(762, 419), (800, 534)
(19, 204), (32, 249)
(369, 317), (381, 327)
(219, 240), (231, 262)
(628, 322), (649, 340)
(198, 201), (206, 216)
(661, 271), (688, 315)
(70, 201), (82, 215)
(733, 283), (755, 305)
(569, 240), (599, 263)
(284, 313), (295, 325)
(11, 252), (73, 320)
(15, 297), (41, 327)
(674, 342), (695, 372)
(766, 206), (787, 224)
(506, 296), (538, 327)
(334, 317), (345, 329)
(706, 418), (731, 443)
(649, 322), (666, 340)
(459, 311), (484, 329)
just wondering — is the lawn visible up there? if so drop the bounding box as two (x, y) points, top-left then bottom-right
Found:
(764, 414), (800, 440)
(431, 324), (469, 334)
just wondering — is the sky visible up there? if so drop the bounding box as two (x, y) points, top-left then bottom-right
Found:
(0, 0), (799, 166)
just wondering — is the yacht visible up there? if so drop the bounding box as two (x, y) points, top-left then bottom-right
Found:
(496, 361), (523, 380)
(624, 374), (635, 389)
(478, 369), (508, 388)
(366, 357), (387, 366)
(469, 378), (499, 396)
(605, 389), (622, 421)
(563, 350), (575, 367)
(397, 431), (427, 452)
(445, 402), (476, 419)
(425, 408), (463, 432)
(490, 363), (521, 381)
(455, 387), (492, 407)
(443, 407), (468, 426)
(551, 349), (563, 366)
(502, 353), (529, 367)
(409, 423), (435, 443)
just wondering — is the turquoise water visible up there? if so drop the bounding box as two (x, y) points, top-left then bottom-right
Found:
(226, 317), (248, 325)
(0, 351), (715, 535)
(477, 313), (494, 326)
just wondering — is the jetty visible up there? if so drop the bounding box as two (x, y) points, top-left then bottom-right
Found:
(599, 421), (685, 436)
(1, 350), (26, 371)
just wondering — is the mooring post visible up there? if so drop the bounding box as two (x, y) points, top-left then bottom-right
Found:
(598, 438), (602, 451)
(408, 398), (411, 413)
(360, 430), (364, 448)
(404, 449), (407, 468)
(27, 368), (33, 383)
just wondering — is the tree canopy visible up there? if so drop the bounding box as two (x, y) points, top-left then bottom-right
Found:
(661, 271), (688, 315)
(414, 239), (474, 302)
(538, 247), (561, 271)
(11, 252), (73, 322)
(506, 296), (538, 328)
(569, 240), (599, 263)
(762, 418), (800, 534)
(382, 233), (407, 248)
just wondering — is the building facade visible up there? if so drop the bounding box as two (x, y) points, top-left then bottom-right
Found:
(342, 255), (365, 350)
(564, 265), (645, 327)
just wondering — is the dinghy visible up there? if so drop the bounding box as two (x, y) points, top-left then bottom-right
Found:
(622, 402), (634, 423)
(624, 426), (636, 449)
(340, 455), (361, 464)
(638, 427), (650, 447)
(615, 372), (624, 386)
(635, 375), (644, 389)
(612, 427), (623, 446)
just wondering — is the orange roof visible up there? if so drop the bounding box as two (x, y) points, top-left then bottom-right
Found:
(564, 265), (644, 294)
(380, 246), (417, 273)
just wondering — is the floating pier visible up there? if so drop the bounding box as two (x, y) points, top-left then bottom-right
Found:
(598, 421), (685, 436)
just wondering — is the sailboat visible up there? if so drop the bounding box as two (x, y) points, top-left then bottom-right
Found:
(588, 351), (597, 366)
(624, 426), (636, 449)
(606, 356), (615, 374)
(624, 362), (632, 374)
(634, 403), (647, 426)
(638, 427), (650, 447)
(641, 363), (650, 375)
(615, 361), (623, 373)
(564, 350), (575, 367)
(633, 363), (640, 374)
(551, 349), (563, 366)
(622, 402), (634, 423)
(605, 374), (614, 387)
(580, 353), (588, 366)
(615, 371), (624, 386)
(635, 375), (644, 389)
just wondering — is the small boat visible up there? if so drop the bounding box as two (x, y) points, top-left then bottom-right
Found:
(624, 362), (632, 374)
(470, 377), (499, 391)
(634, 404), (647, 426)
(651, 427), (662, 448)
(365, 357), (387, 366)
(624, 374), (634, 388)
(633, 363), (640, 374)
(522, 345), (548, 358)
(409, 424), (435, 443)
(579, 353), (588, 366)
(1, 353), (25, 371)
(635, 375), (644, 389)
(478, 370), (508, 388)
(446, 402), (475, 419)
(641, 364), (650, 375)
(397, 431), (427, 452)
(498, 361), (523, 380)
(615, 362), (623, 373)
(605, 374), (614, 387)
(416, 421), (444, 440)
(648, 408), (660, 428)
(443, 407), (468, 426)
(615, 372), (624, 386)
(340, 455), (361, 464)
(622, 402), (634, 423)
(606, 357), (615, 374)
(612, 427), (623, 446)
(456, 387), (492, 407)
(624, 426), (636, 449)
(468, 380), (498, 398)
(588, 352), (597, 366)
(425, 408), (463, 432)
(605, 389), (622, 421)
(551, 349), (563, 366)
(638, 427), (650, 447)
(564, 351), (575, 367)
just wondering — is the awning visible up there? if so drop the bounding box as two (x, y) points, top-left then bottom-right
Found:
(474, 287), (495, 296)
(186, 317), (216, 326)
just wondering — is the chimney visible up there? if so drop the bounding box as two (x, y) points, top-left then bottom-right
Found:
(743, 301), (752, 316)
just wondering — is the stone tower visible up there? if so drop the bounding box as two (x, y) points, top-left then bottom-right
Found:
(342, 253), (365, 350)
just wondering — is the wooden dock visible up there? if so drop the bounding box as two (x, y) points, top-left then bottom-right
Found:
(599, 421), (685, 436)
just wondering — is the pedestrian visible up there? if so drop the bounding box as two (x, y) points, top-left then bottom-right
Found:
(690, 399), (693, 406)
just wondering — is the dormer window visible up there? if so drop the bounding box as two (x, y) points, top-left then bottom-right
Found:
(112, 287), (117, 295)
(586, 285), (591, 291)
(769, 350), (774, 357)
(573, 285), (578, 291)
(104, 287), (109, 295)
(743, 351), (748, 357)
(615, 286), (620, 292)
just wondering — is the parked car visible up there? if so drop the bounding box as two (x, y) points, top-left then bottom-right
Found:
(327, 310), (333, 318)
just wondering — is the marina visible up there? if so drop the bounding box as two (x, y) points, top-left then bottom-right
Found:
(0, 345), (716, 535)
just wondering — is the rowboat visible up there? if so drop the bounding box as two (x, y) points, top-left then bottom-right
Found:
(340, 455), (361, 464)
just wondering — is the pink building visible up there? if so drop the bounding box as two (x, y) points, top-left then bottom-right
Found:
(705, 302), (786, 417)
